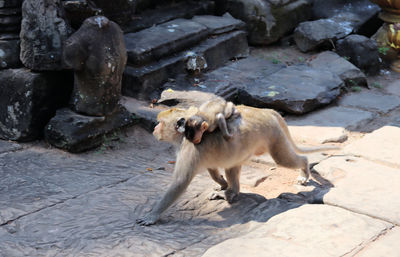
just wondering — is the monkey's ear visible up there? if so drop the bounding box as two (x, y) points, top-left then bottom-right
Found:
(200, 121), (209, 132)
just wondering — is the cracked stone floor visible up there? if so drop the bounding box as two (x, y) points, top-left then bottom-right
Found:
(1, 49), (400, 256)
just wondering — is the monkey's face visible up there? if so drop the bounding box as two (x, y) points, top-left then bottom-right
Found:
(153, 121), (164, 141)
(153, 119), (182, 143)
(185, 116), (209, 144)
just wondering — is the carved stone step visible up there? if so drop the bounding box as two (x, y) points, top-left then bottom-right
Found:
(124, 19), (209, 66)
(122, 1), (215, 33)
(122, 30), (248, 100)
(124, 14), (246, 67)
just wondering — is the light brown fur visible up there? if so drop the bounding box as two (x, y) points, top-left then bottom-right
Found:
(186, 97), (239, 144)
(138, 105), (338, 225)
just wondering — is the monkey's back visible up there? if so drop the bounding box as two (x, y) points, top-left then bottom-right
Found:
(193, 105), (288, 169)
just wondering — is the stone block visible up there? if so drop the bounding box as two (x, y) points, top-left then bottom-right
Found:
(203, 205), (391, 257)
(357, 227), (400, 257)
(0, 68), (72, 141)
(122, 1), (215, 33)
(20, 0), (72, 70)
(217, 0), (312, 45)
(196, 30), (249, 71)
(314, 156), (400, 225)
(122, 55), (185, 100)
(385, 79), (400, 96)
(288, 126), (348, 144)
(344, 126), (400, 166)
(0, 0), (22, 8)
(238, 64), (343, 114)
(124, 18), (208, 65)
(312, 0), (381, 36)
(87, 0), (135, 25)
(339, 91), (400, 113)
(0, 139), (21, 154)
(287, 106), (374, 130)
(309, 51), (367, 88)
(0, 39), (21, 69)
(336, 34), (381, 75)
(44, 107), (135, 153)
(294, 18), (353, 52)
(192, 13), (245, 35)
(122, 30), (248, 100)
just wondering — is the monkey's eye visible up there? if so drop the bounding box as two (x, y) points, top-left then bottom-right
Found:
(175, 118), (185, 133)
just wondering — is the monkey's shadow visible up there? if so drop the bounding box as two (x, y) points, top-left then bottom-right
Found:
(185, 169), (333, 227)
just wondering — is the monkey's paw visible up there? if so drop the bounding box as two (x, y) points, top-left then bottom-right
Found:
(208, 191), (225, 201)
(296, 176), (308, 186)
(214, 183), (228, 191)
(225, 189), (239, 204)
(136, 213), (159, 226)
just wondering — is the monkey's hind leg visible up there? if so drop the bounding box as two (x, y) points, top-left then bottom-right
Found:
(216, 113), (233, 141)
(269, 140), (310, 185)
(224, 166), (241, 203)
(208, 168), (228, 190)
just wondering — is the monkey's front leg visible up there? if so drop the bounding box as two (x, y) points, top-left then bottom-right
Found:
(137, 153), (197, 226)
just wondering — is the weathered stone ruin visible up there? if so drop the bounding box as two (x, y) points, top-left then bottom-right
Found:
(0, 0), (391, 152)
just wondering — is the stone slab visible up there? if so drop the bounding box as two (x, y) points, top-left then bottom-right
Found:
(0, 39), (21, 69)
(0, 0), (23, 8)
(202, 204), (391, 257)
(217, 0), (311, 45)
(344, 126), (400, 167)
(312, 0), (381, 36)
(122, 30), (248, 100)
(122, 54), (185, 100)
(294, 18), (353, 52)
(385, 79), (400, 97)
(287, 106), (374, 130)
(339, 91), (400, 114)
(44, 107), (135, 153)
(241, 64), (343, 114)
(0, 127), (304, 256)
(0, 149), (138, 225)
(0, 139), (21, 154)
(356, 227), (400, 257)
(288, 125), (348, 144)
(314, 156), (400, 225)
(0, 68), (72, 141)
(124, 18), (208, 65)
(309, 51), (367, 88)
(122, 1), (215, 33)
(192, 13), (245, 35)
(188, 58), (343, 114)
(20, 0), (72, 70)
(193, 30), (249, 71)
(203, 56), (285, 99)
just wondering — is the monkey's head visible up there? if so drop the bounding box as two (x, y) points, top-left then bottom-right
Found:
(153, 107), (199, 144)
(184, 115), (209, 144)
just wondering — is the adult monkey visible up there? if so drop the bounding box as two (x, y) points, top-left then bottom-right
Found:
(137, 105), (338, 226)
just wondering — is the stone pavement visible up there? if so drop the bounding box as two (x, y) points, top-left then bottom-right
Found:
(1, 76), (400, 256)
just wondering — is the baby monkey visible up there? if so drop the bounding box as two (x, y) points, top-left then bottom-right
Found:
(184, 97), (240, 144)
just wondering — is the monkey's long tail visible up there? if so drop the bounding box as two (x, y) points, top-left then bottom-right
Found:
(273, 112), (341, 154)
